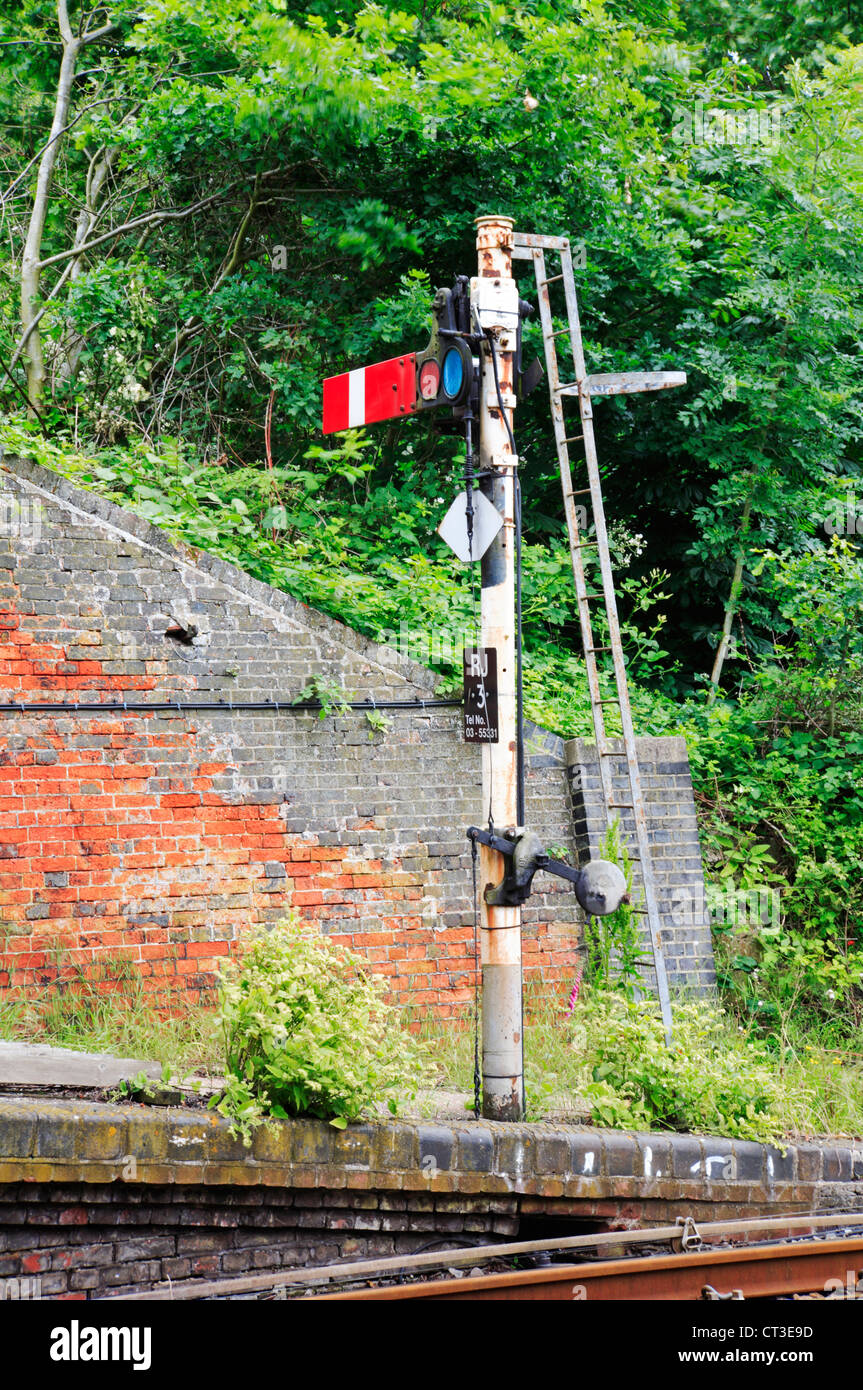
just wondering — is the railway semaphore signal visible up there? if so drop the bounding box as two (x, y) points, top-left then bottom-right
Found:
(321, 215), (685, 1119)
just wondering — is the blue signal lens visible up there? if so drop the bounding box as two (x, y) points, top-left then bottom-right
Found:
(442, 347), (465, 400)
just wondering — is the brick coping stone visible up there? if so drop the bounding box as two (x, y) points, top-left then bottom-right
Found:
(1, 1097), (861, 1211)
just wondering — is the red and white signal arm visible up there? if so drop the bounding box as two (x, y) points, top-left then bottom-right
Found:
(322, 353), (417, 434)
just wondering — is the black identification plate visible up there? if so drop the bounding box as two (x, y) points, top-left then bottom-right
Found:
(463, 647), (499, 743)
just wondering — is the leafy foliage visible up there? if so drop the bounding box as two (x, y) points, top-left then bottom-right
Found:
(424, 982), (863, 1138)
(685, 689), (863, 1031)
(291, 675), (351, 720)
(212, 915), (426, 1142)
(752, 539), (863, 737)
(3, 0), (862, 684)
(573, 989), (784, 1142)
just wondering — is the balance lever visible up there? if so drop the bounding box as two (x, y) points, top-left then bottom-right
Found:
(467, 826), (628, 914)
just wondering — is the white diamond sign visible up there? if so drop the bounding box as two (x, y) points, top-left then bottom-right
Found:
(437, 489), (503, 563)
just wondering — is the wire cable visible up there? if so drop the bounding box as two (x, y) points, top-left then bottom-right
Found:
(483, 324), (525, 829)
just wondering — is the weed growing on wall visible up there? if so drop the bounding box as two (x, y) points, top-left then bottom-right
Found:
(212, 915), (427, 1143)
(582, 820), (651, 998)
(290, 674), (351, 720)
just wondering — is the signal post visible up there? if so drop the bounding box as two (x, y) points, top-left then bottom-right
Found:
(473, 216), (524, 1121)
(322, 217), (661, 1121)
(323, 214), (634, 1123)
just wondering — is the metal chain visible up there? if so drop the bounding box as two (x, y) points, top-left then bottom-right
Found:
(471, 833), (481, 1119)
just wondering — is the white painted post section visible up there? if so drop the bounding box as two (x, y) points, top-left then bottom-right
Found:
(473, 215), (523, 1122)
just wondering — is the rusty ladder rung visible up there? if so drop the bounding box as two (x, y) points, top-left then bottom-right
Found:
(593, 696), (620, 705)
(571, 541), (598, 550)
(609, 802), (634, 809)
(546, 328), (570, 339)
(565, 486), (590, 498)
(539, 274), (564, 287)
(586, 645), (612, 653)
(564, 435), (584, 444)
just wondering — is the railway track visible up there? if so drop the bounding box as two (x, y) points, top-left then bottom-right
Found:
(311, 1234), (863, 1301)
(115, 1213), (863, 1302)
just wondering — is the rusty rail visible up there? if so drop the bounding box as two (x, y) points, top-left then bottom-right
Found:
(111, 1212), (863, 1301)
(309, 1236), (863, 1301)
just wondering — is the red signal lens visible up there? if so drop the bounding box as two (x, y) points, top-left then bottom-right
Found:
(419, 360), (441, 400)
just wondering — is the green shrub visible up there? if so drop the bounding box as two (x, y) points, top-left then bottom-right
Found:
(683, 692), (863, 1031)
(212, 915), (426, 1142)
(571, 990), (783, 1143)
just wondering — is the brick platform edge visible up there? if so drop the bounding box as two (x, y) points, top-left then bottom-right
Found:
(1, 1098), (862, 1298)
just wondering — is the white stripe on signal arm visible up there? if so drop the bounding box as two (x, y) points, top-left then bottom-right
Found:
(348, 369), (365, 427)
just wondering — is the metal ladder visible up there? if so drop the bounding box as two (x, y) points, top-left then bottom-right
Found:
(512, 231), (685, 1039)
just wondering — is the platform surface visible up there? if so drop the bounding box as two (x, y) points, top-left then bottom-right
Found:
(0, 1040), (161, 1087)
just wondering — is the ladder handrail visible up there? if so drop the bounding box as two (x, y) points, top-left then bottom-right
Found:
(514, 230), (674, 1040)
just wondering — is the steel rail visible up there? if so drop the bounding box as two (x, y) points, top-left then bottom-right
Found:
(110, 1212), (863, 1302)
(310, 1235), (863, 1302)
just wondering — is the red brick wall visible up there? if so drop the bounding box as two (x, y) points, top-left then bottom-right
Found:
(0, 614), (579, 1019)
(0, 459), (582, 1018)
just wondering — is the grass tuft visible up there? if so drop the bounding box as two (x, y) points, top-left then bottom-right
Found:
(0, 952), (220, 1076)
